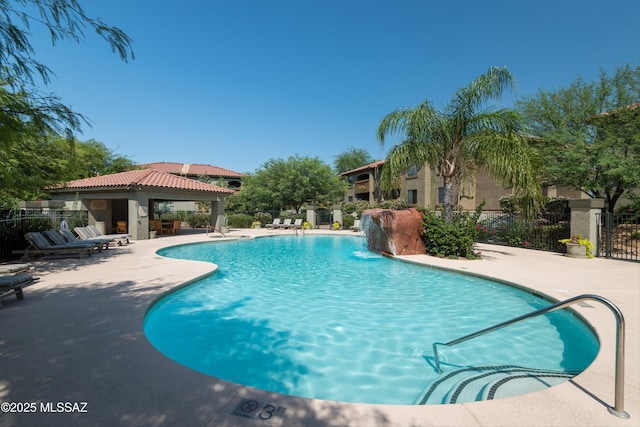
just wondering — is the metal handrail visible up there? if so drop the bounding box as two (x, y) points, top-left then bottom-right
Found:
(431, 294), (629, 418)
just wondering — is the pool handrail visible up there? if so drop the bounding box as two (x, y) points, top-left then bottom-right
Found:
(431, 294), (629, 419)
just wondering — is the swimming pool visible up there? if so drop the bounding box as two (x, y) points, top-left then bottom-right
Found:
(144, 235), (599, 405)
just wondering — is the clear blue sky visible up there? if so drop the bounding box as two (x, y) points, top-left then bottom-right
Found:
(29, 0), (639, 174)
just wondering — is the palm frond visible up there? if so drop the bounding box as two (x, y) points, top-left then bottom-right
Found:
(448, 66), (516, 123)
(380, 137), (439, 191)
(468, 130), (544, 215)
(377, 100), (439, 146)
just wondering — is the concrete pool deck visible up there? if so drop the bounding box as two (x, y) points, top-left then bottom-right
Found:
(0, 228), (638, 427)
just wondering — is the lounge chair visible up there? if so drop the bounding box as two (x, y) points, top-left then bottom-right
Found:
(275, 218), (292, 229)
(43, 230), (103, 252)
(0, 267), (38, 308)
(0, 263), (32, 276)
(60, 228), (113, 250)
(12, 232), (94, 260)
(81, 226), (130, 245)
(291, 219), (303, 229)
(350, 220), (361, 232)
(265, 218), (282, 229)
(0, 273), (32, 308)
(75, 226), (118, 245)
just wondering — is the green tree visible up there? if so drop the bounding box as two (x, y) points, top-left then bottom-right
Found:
(333, 147), (374, 174)
(517, 64), (640, 212)
(0, 0), (134, 147)
(0, 134), (133, 208)
(0, 1), (134, 208)
(238, 155), (347, 212)
(68, 138), (135, 179)
(0, 131), (70, 207)
(378, 66), (542, 222)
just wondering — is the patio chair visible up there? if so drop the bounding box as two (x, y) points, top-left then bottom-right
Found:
(151, 220), (170, 235)
(12, 232), (94, 260)
(83, 225), (130, 245)
(115, 221), (128, 233)
(167, 220), (182, 235)
(265, 218), (282, 229)
(350, 219), (361, 232)
(60, 228), (113, 250)
(291, 219), (303, 229)
(43, 230), (103, 252)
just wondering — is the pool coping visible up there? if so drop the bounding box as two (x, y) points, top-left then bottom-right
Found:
(0, 228), (638, 426)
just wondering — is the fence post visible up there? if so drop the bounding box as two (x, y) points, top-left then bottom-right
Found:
(605, 212), (614, 259)
(569, 198), (605, 250)
(332, 205), (343, 229)
(306, 206), (316, 229)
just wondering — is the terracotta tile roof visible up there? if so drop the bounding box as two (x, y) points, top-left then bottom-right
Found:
(599, 102), (640, 115)
(339, 160), (386, 176)
(54, 169), (235, 193)
(139, 162), (246, 177)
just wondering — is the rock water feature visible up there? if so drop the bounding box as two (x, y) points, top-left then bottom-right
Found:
(360, 208), (425, 256)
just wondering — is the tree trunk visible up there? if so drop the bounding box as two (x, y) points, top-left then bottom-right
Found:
(442, 176), (454, 223)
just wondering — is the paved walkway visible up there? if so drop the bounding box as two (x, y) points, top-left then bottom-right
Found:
(0, 228), (638, 427)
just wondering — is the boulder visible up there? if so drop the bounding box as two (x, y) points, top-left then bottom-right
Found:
(361, 208), (425, 256)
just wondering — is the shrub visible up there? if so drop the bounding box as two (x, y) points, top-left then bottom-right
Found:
(253, 212), (272, 227)
(378, 198), (409, 210)
(498, 195), (520, 214)
(543, 197), (569, 214)
(342, 200), (372, 218)
(616, 199), (640, 222)
(185, 212), (212, 228)
(342, 214), (355, 229)
(227, 213), (253, 228)
(419, 205), (483, 259)
(341, 199), (409, 221)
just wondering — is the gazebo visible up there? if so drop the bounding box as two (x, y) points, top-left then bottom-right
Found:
(49, 168), (235, 240)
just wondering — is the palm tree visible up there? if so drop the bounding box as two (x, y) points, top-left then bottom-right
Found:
(377, 66), (542, 222)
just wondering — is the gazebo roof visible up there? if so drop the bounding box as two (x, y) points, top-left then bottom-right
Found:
(53, 168), (235, 193)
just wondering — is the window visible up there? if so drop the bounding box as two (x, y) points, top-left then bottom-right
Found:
(407, 165), (420, 176)
(437, 187), (444, 204)
(408, 190), (418, 205)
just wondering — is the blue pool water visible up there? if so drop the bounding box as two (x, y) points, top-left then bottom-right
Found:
(144, 235), (599, 404)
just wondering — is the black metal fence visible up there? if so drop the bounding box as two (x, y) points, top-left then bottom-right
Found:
(476, 212), (571, 253)
(597, 212), (639, 262)
(0, 210), (89, 261)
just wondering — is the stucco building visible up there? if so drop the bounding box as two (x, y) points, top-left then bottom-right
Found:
(340, 161), (585, 211)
